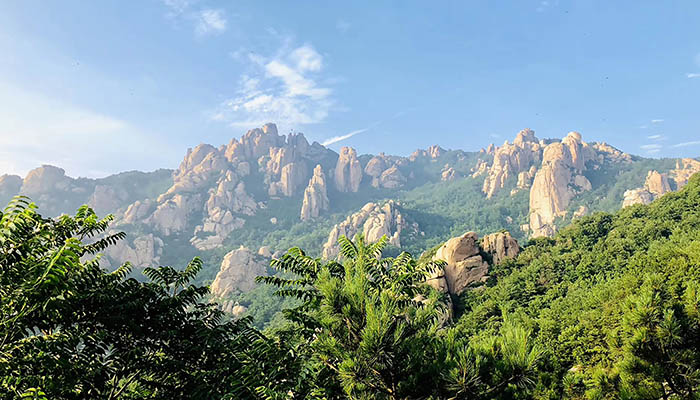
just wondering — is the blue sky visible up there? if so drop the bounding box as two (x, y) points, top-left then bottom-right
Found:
(1, 0), (699, 177)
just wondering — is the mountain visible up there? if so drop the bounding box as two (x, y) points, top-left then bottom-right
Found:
(2, 123), (699, 320)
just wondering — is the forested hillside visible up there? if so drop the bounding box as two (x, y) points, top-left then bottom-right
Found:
(2, 172), (700, 398)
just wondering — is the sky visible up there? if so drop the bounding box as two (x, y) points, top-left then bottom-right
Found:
(1, 0), (699, 178)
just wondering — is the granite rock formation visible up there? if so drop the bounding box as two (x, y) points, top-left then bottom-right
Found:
(210, 247), (268, 297)
(300, 165), (330, 220)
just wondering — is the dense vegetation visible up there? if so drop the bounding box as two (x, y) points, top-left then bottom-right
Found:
(2, 174), (700, 398)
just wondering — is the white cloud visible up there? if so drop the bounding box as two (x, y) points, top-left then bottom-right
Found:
(321, 128), (368, 146)
(651, 119), (664, 123)
(196, 9), (227, 36)
(687, 73), (700, 79)
(647, 134), (664, 140)
(162, 1), (227, 36)
(214, 43), (335, 130)
(672, 140), (700, 148)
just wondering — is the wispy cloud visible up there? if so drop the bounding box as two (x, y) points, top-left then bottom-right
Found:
(647, 134), (665, 140)
(196, 9), (227, 35)
(640, 143), (662, 154)
(651, 119), (664, 123)
(162, 1), (227, 36)
(321, 128), (368, 146)
(213, 43), (335, 130)
(671, 140), (700, 148)
(687, 73), (700, 79)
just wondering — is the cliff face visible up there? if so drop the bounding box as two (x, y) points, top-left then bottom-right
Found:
(334, 146), (363, 192)
(300, 165), (330, 221)
(210, 247), (268, 297)
(482, 129), (542, 198)
(528, 133), (595, 237)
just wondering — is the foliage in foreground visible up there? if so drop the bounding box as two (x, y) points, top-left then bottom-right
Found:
(0, 198), (270, 399)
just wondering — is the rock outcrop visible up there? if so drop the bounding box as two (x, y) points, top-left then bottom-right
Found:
(622, 170), (673, 208)
(89, 185), (128, 216)
(334, 147), (362, 192)
(441, 165), (458, 181)
(210, 247), (268, 297)
(409, 145), (445, 161)
(671, 159), (700, 189)
(115, 123), (338, 250)
(481, 231), (520, 265)
(428, 232), (488, 295)
(528, 132), (594, 237)
(427, 231), (520, 296)
(322, 200), (417, 259)
(481, 129), (543, 198)
(102, 233), (164, 269)
(300, 165), (330, 220)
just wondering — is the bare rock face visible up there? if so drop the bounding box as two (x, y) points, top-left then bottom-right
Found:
(102, 233), (164, 269)
(21, 165), (75, 205)
(622, 188), (654, 208)
(147, 193), (201, 236)
(379, 166), (406, 189)
(645, 170), (672, 197)
(431, 232), (488, 295)
(210, 247), (268, 297)
(409, 145), (445, 161)
(481, 129), (543, 198)
(322, 200), (415, 259)
(123, 199), (155, 223)
(364, 155), (388, 187)
(89, 185), (128, 216)
(225, 123), (286, 162)
(300, 165), (330, 221)
(622, 170), (673, 208)
(671, 159), (700, 189)
(441, 164), (458, 181)
(528, 132), (594, 238)
(161, 144), (228, 200)
(471, 159), (489, 178)
(481, 232), (520, 265)
(334, 146), (363, 192)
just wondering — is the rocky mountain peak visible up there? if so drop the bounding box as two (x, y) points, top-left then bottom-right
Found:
(481, 129), (543, 198)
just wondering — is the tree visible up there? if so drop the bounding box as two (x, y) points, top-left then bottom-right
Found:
(0, 197), (263, 399)
(259, 235), (447, 399)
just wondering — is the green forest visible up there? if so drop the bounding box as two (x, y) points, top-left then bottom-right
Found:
(2, 173), (700, 399)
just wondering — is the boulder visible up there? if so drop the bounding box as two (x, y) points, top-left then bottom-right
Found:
(431, 232), (489, 295)
(481, 232), (520, 265)
(210, 247), (268, 297)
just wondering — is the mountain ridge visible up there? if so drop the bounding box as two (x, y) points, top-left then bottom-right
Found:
(2, 123), (699, 294)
